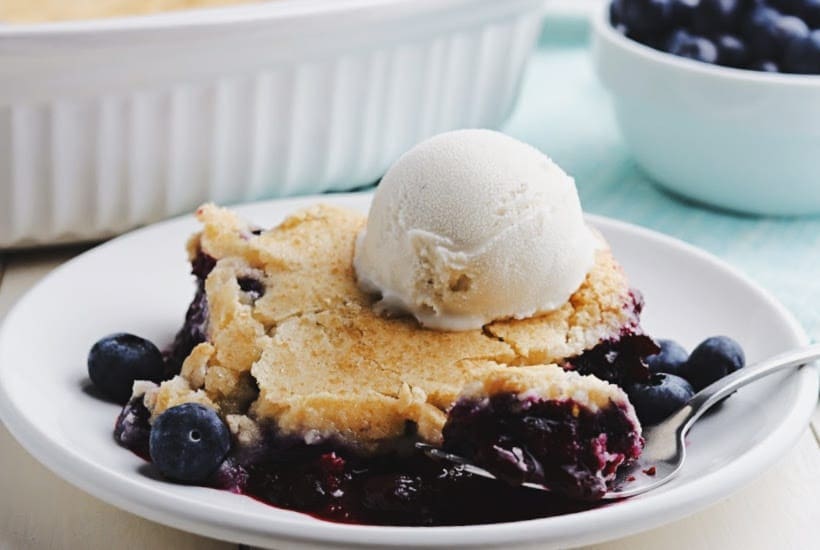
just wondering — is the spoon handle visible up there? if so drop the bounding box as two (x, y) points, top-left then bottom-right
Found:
(682, 344), (820, 432)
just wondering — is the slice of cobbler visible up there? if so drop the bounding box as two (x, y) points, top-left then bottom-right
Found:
(113, 202), (656, 524)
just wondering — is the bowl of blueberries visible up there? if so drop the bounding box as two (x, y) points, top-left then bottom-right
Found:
(592, 0), (820, 216)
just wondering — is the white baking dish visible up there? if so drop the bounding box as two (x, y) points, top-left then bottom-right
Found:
(0, 0), (544, 248)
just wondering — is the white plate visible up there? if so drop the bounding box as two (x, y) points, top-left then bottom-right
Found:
(0, 193), (816, 549)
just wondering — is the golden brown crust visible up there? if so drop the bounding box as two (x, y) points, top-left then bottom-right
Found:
(486, 248), (636, 365)
(149, 203), (639, 452)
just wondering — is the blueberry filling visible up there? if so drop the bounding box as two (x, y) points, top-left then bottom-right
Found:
(163, 252), (213, 378)
(114, 396), (152, 460)
(210, 434), (605, 525)
(190, 252), (217, 280)
(565, 334), (657, 387)
(442, 396), (642, 501)
(237, 276), (265, 301)
(115, 405), (621, 525)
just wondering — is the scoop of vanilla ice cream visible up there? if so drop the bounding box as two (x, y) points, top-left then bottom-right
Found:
(353, 129), (597, 331)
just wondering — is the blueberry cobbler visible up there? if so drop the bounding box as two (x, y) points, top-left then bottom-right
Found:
(90, 131), (745, 526)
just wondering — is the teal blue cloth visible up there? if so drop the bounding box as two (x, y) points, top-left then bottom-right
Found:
(502, 17), (820, 341)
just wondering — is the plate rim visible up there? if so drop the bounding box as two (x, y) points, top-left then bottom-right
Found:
(0, 192), (816, 549)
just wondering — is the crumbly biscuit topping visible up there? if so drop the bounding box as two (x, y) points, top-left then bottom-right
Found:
(460, 364), (633, 414)
(148, 204), (639, 452)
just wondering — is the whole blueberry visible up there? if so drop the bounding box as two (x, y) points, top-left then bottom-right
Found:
(626, 373), (695, 425)
(670, 0), (699, 27)
(665, 28), (693, 52)
(774, 15), (810, 51)
(799, 0), (820, 27)
(646, 339), (690, 377)
(770, 0), (801, 13)
(88, 333), (165, 404)
(743, 6), (782, 60)
(668, 33), (720, 63)
(784, 29), (820, 73)
(683, 336), (745, 391)
(751, 58), (782, 71)
(622, 0), (675, 36)
(693, 0), (744, 35)
(715, 34), (750, 67)
(610, 0), (624, 25)
(149, 403), (231, 483)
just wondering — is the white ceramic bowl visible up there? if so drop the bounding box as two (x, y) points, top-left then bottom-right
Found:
(591, 2), (820, 216)
(0, 0), (544, 248)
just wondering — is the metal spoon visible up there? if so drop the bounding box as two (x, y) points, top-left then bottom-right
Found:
(418, 344), (820, 500)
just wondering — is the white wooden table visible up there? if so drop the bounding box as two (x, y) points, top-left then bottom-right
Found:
(0, 248), (818, 550)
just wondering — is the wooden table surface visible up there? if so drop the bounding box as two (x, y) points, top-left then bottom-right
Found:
(0, 247), (818, 550)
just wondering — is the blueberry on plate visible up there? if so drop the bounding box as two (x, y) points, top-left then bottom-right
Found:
(646, 339), (689, 377)
(88, 333), (165, 404)
(626, 373), (695, 426)
(683, 336), (745, 391)
(149, 403), (231, 483)
(783, 29), (820, 73)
